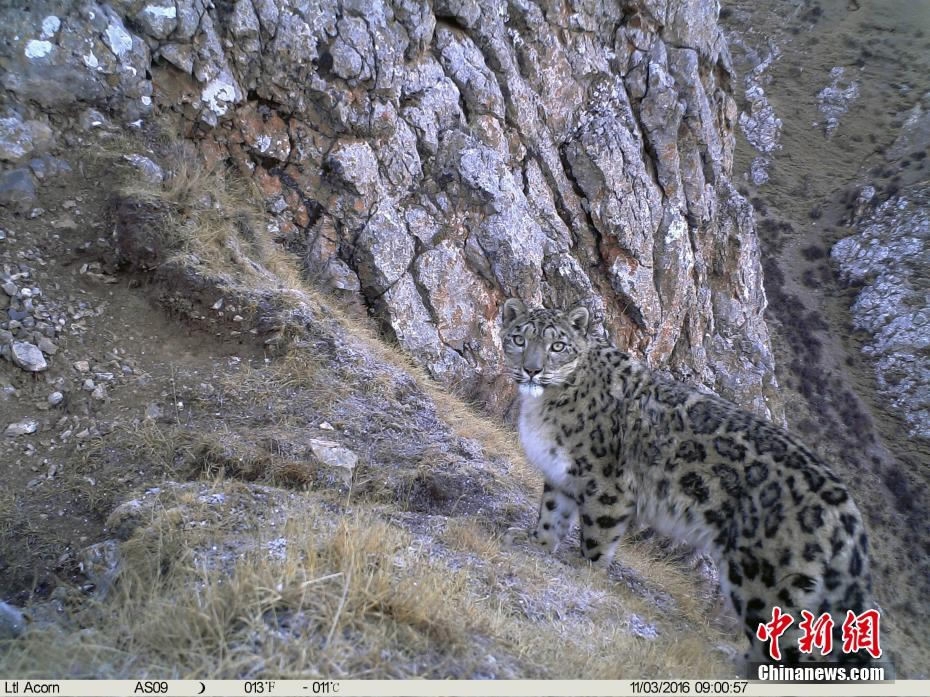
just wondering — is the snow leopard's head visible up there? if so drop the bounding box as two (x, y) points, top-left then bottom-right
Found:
(500, 299), (591, 397)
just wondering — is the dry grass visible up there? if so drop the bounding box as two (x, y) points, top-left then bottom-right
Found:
(146, 161), (300, 289)
(91, 129), (303, 294)
(1, 480), (736, 678)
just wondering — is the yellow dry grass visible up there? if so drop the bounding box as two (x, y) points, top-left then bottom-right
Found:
(1, 481), (736, 678)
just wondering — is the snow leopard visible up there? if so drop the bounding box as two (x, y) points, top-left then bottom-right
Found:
(500, 299), (876, 668)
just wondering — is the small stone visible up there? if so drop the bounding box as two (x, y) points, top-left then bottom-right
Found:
(122, 154), (164, 183)
(0, 112), (32, 163)
(144, 402), (162, 420)
(91, 385), (107, 400)
(0, 601), (25, 639)
(0, 169), (37, 211)
(0, 329), (12, 345)
(2, 281), (16, 296)
(37, 336), (58, 355)
(48, 391), (64, 407)
(11, 341), (47, 371)
(73, 360), (90, 372)
(308, 438), (358, 480)
(105, 499), (147, 540)
(5, 419), (38, 437)
(628, 613), (659, 640)
(51, 216), (78, 230)
(82, 378), (95, 391)
(29, 157), (70, 181)
(78, 109), (108, 130)
(29, 158), (49, 180)
(319, 421), (335, 431)
(135, 3), (178, 40)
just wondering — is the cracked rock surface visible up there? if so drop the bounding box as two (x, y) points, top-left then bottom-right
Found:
(0, 0), (780, 419)
(833, 185), (930, 441)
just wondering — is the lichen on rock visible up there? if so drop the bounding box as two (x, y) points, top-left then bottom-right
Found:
(0, 0), (782, 419)
(833, 185), (930, 441)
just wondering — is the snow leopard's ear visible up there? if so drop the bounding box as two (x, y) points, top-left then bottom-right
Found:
(567, 305), (590, 335)
(502, 298), (526, 326)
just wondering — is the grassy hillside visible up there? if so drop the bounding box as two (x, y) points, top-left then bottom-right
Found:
(0, 132), (741, 678)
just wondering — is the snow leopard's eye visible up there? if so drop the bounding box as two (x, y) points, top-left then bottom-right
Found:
(550, 341), (565, 352)
(512, 335), (525, 347)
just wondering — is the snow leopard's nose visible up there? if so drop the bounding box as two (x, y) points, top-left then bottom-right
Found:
(523, 344), (545, 377)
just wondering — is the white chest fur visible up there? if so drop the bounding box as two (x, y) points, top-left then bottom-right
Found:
(517, 392), (572, 486)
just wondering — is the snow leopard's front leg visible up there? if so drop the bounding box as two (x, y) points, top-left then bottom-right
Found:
(578, 479), (636, 567)
(531, 480), (577, 552)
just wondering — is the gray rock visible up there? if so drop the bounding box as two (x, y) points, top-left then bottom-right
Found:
(134, 3), (178, 40)
(0, 169), (37, 211)
(78, 109), (109, 131)
(37, 336), (58, 355)
(0, 0), (781, 419)
(157, 43), (195, 74)
(325, 141), (380, 198)
(48, 391), (64, 407)
(0, 601), (25, 639)
(832, 183), (930, 441)
(45, 157), (72, 178)
(817, 66), (859, 138)
(323, 258), (361, 292)
(740, 83), (782, 155)
(308, 438), (358, 468)
(1, 6), (151, 121)
(0, 111), (33, 162)
(11, 341), (47, 372)
(414, 240), (493, 351)
(353, 205), (414, 294)
(308, 438), (358, 483)
(122, 154), (164, 183)
(5, 419), (38, 437)
(435, 27), (505, 120)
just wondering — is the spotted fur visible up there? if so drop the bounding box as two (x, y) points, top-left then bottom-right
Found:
(501, 299), (875, 668)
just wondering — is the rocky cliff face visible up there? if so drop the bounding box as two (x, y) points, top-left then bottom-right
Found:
(0, 0), (780, 419)
(833, 183), (930, 442)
